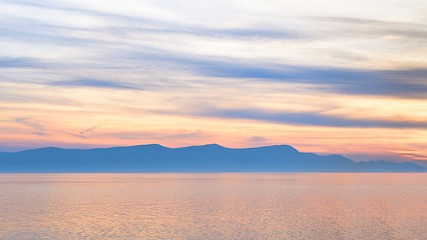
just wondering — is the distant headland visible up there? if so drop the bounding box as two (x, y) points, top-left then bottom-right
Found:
(0, 144), (424, 173)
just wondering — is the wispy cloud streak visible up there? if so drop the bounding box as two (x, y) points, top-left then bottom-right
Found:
(50, 79), (141, 90)
(80, 124), (102, 135)
(199, 108), (427, 129)
(14, 117), (46, 136)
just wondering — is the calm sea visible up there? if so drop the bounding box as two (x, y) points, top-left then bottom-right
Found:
(0, 173), (426, 239)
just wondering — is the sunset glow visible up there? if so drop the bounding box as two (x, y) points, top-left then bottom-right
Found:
(1, 0), (427, 162)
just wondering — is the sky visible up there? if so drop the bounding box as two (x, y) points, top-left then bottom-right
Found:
(1, 0), (427, 162)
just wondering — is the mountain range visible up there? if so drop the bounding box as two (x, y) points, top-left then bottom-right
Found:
(0, 144), (424, 172)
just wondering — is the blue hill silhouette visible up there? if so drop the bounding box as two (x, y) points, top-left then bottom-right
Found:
(0, 144), (424, 172)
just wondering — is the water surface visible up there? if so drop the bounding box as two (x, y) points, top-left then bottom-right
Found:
(0, 173), (426, 239)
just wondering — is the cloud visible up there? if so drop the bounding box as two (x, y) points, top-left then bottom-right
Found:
(49, 78), (141, 90)
(309, 16), (427, 39)
(14, 117), (46, 136)
(1, 0), (301, 42)
(13, 117), (91, 139)
(65, 132), (88, 139)
(171, 27), (302, 39)
(189, 59), (427, 99)
(199, 107), (427, 129)
(0, 57), (45, 68)
(125, 49), (427, 99)
(247, 136), (269, 146)
(105, 130), (207, 140)
(80, 124), (102, 135)
(2, 0), (425, 100)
